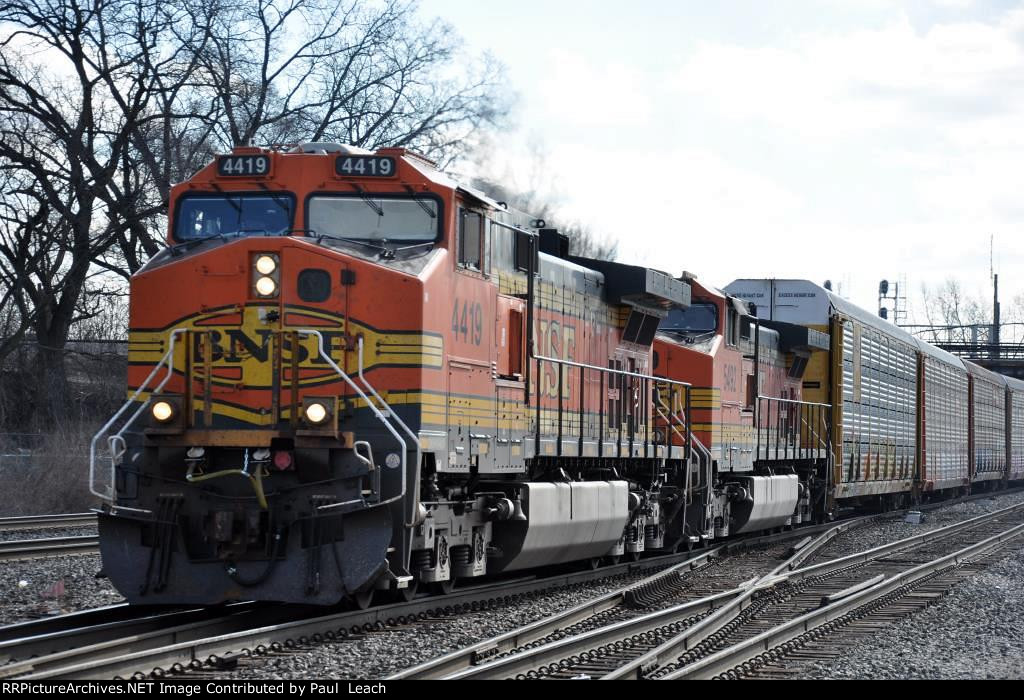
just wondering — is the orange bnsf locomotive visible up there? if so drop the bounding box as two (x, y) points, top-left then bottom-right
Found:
(90, 143), (836, 606)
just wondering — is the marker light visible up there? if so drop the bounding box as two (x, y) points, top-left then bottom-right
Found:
(273, 451), (294, 471)
(255, 276), (277, 296)
(305, 401), (329, 425)
(255, 255), (277, 275)
(152, 401), (175, 422)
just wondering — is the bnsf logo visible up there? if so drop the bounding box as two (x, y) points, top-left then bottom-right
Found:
(538, 320), (576, 399)
(192, 328), (350, 365)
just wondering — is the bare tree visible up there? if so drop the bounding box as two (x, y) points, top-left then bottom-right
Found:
(195, 0), (508, 162)
(0, 0), (194, 419)
(0, 0), (508, 425)
(919, 278), (993, 344)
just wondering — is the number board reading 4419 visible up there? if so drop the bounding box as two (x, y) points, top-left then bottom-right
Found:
(335, 155), (396, 178)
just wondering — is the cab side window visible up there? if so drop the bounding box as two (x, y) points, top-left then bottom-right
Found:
(459, 209), (484, 271)
(726, 306), (740, 346)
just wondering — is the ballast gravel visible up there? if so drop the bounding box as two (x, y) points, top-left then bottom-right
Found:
(228, 575), (644, 680)
(227, 491), (1024, 680)
(0, 552), (120, 625)
(799, 543), (1024, 680)
(4, 491), (1024, 677)
(810, 491), (1024, 563)
(0, 525), (97, 543)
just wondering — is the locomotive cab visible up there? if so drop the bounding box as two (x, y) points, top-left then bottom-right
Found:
(654, 276), (831, 536)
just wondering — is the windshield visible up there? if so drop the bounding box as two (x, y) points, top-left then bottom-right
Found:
(660, 302), (719, 334)
(308, 195), (440, 243)
(174, 194), (294, 241)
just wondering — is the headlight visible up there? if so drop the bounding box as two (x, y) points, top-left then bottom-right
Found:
(304, 401), (329, 425)
(255, 276), (277, 296)
(255, 255), (277, 275)
(152, 400), (175, 422)
(251, 253), (280, 298)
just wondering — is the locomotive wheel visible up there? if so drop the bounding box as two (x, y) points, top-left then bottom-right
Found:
(434, 579), (456, 595)
(397, 580), (419, 603)
(677, 538), (694, 554)
(352, 589), (374, 610)
(607, 555), (621, 565)
(628, 551), (642, 562)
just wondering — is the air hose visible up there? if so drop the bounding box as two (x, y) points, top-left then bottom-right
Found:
(185, 451), (269, 509)
(225, 529), (285, 587)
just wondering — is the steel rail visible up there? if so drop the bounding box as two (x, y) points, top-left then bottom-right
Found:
(389, 490), (1023, 680)
(0, 513), (96, 531)
(4, 554), (692, 679)
(661, 516), (1024, 679)
(0, 604), (260, 665)
(5, 491), (1019, 680)
(5, 525), (830, 681)
(430, 515), (866, 680)
(389, 546), (727, 679)
(0, 535), (99, 561)
(604, 501), (1024, 680)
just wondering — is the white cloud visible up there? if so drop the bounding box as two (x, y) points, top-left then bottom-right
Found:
(671, 14), (1024, 139)
(533, 49), (654, 128)
(462, 6), (1024, 318)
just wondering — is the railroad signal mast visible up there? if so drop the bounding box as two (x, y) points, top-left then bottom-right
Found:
(878, 279), (907, 325)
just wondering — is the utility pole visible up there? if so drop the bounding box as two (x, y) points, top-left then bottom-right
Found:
(993, 273), (1000, 358)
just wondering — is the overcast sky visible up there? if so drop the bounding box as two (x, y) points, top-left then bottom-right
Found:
(430, 0), (1024, 324)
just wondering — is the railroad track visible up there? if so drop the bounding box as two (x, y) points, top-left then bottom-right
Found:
(418, 501), (1024, 680)
(0, 524), (831, 680)
(0, 535), (99, 561)
(2, 490), (1018, 680)
(659, 505), (1024, 680)
(389, 517), (871, 679)
(0, 513), (96, 531)
(390, 489), (1020, 679)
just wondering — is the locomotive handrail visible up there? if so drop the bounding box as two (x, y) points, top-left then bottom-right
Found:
(689, 430), (715, 535)
(356, 336), (423, 528)
(89, 328), (188, 502)
(755, 395), (832, 409)
(297, 329), (407, 509)
(530, 352), (692, 461)
(532, 353), (692, 386)
(754, 394), (832, 464)
(653, 385), (693, 459)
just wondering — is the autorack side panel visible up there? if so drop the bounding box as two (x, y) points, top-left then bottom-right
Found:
(1007, 376), (1024, 481)
(832, 314), (917, 497)
(917, 344), (969, 492)
(965, 360), (1007, 483)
